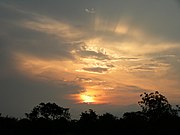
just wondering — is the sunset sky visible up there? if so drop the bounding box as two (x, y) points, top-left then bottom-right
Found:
(1, 0), (180, 118)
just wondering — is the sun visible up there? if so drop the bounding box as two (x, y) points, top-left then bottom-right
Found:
(80, 94), (95, 104)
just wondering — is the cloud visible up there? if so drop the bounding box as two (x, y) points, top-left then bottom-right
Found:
(74, 44), (110, 60)
(150, 49), (180, 80)
(129, 63), (170, 72)
(0, 4), (86, 61)
(75, 77), (93, 83)
(23, 16), (83, 41)
(1, 0), (180, 117)
(85, 8), (95, 14)
(116, 85), (149, 94)
(117, 57), (139, 61)
(82, 67), (108, 73)
(0, 66), (83, 117)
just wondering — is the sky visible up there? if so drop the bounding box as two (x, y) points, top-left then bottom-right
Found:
(1, 0), (180, 118)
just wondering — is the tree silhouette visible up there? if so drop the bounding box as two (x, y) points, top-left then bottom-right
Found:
(25, 102), (70, 121)
(99, 112), (117, 122)
(78, 109), (98, 134)
(1, 92), (180, 135)
(79, 109), (98, 122)
(98, 113), (118, 134)
(123, 111), (147, 122)
(138, 91), (178, 120)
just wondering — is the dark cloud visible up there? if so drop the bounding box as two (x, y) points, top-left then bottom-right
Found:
(175, 0), (180, 5)
(150, 48), (180, 80)
(0, 3), (84, 61)
(2, 0), (180, 43)
(116, 85), (149, 94)
(1, 0), (180, 118)
(75, 77), (93, 83)
(106, 64), (114, 68)
(85, 8), (95, 14)
(130, 64), (162, 72)
(118, 57), (139, 61)
(0, 71), (82, 117)
(75, 44), (110, 60)
(83, 67), (108, 73)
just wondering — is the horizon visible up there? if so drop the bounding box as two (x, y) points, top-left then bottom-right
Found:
(1, 0), (180, 118)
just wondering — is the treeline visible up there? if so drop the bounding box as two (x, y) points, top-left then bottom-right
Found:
(1, 91), (180, 135)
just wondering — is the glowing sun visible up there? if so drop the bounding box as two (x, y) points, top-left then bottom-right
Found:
(80, 94), (95, 103)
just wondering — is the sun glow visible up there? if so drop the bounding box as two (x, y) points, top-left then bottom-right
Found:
(80, 94), (95, 104)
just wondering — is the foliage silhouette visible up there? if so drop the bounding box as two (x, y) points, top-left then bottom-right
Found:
(99, 112), (117, 122)
(79, 109), (98, 122)
(78, 109), (99, 134)
(138, 91), (179, 120)
(25, 102), (70, 121)
(1, 91), (180, 135)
